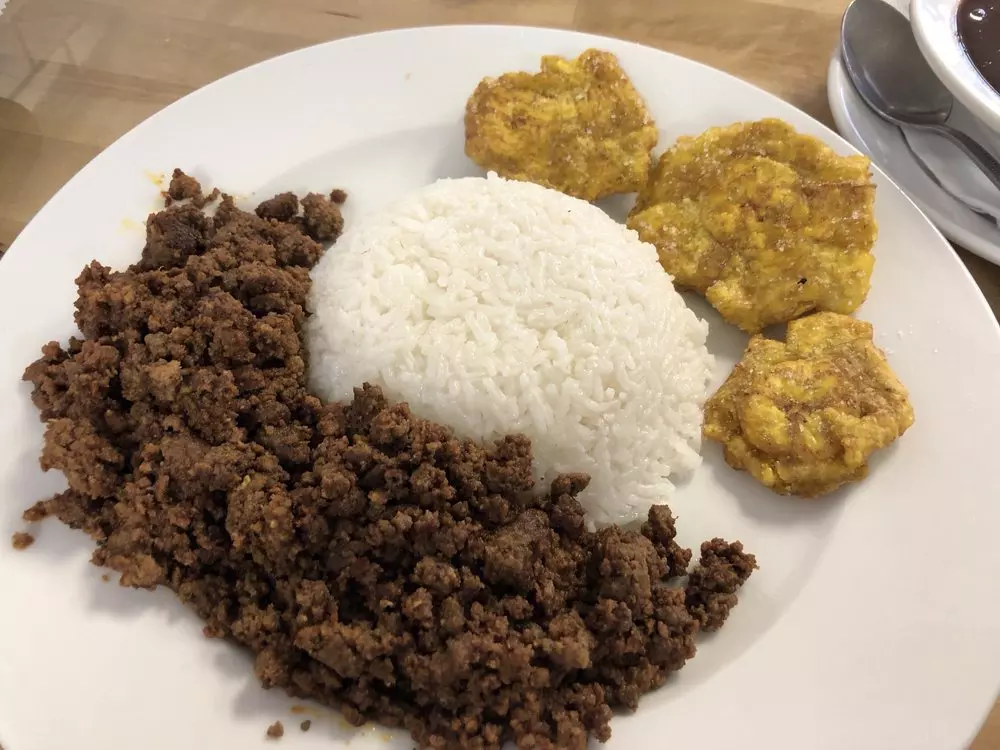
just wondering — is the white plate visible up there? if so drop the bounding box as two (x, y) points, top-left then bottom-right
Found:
(2, 25), (1000, 750)
(828, 49), (1000, 264)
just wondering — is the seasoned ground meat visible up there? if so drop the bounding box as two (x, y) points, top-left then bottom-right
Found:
(11, 531), (35, 550)
(641, 504), (693, 578)
(266, 720), (284, 739)
(255, 189), (344, 242)
(164, 168), (220, 209)
(685, 539), (757, 632)
(299, 192), (344, 242)
(21, 174), (754, 750)
(256, 192), (299, 223)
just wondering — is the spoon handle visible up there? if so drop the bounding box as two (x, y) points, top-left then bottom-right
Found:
(900, 126), (999, 226)
(925, 123), (1000, 194)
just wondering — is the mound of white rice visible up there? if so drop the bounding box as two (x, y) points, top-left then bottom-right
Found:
(306, 173), (713, 526)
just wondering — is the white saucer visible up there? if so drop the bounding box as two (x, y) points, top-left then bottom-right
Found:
(827, 53), (1000, 265)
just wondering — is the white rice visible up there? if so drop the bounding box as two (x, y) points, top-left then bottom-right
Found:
(306, 173), (713, 526)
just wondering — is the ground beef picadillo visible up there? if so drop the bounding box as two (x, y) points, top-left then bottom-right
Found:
(11, 531), (34, 550)
(21, 170), (755, 750)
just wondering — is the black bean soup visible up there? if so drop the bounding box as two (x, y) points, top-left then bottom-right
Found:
(958, 0), (1000, 92)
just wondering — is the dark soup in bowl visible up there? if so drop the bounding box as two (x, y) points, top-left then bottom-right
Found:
(958, 0), (1000, 92)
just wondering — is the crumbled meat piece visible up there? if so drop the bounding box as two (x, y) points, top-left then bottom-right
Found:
(266, 721), (284, 739)
(21, 176), (754, 750)
(165, 168), (199, 203)
(11, 531), (35, 550)
(685, 539), (758, 632)
(256, 192), (299, 223)
(299, 192), (344, 242)
(22, 500), (49, 523)
(138, 203), (213, 271)
(39, 418), (124, 499)
(641, 505), (692, 577)
(164, 168), (220, 209)
(329, 188), (348, 205)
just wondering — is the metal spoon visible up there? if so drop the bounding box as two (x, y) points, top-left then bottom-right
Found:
(841, 0), (1000, 193)
(899, 125), (999, 225)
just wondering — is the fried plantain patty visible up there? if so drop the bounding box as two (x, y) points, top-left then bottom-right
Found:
(465, 49), (658, 201)
(703, 312), (914, 497)
(628, 119), (877, 333)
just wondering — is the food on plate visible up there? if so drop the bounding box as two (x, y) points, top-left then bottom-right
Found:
(11, 531), (34, 550)
(299, 192), (347, 242)
(255, 191), (300, 222)
(685, 538), (758, 631)
(703, 312), (914, 497)
(252, 190), (345, 242)
(306, 173), (713, 526)
(163, 167), (220, 208)
(21, 173), (754, 750)
(464, 49), (658, 201)
(628, 118), (877, 333)
(266, 721), (284, 740)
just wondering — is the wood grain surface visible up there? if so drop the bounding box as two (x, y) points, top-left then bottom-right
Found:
(0, 0), (996, 746)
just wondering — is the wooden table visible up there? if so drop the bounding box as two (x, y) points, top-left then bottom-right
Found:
(0, 0), (996, 745)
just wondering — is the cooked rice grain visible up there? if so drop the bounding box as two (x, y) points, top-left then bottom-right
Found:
(306, 174), (713, 525)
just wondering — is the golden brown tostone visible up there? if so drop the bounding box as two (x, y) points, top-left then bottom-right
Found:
(464, 48), (658, 201)
(703, 312), (914, 497)
(628, 119), (877, 332)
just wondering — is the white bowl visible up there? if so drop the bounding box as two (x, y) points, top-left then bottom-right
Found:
(911, 0), (1000, 132)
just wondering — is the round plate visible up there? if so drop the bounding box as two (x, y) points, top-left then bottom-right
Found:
(828, 50), (1000, 265)
(2, 25), (1000, 750)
